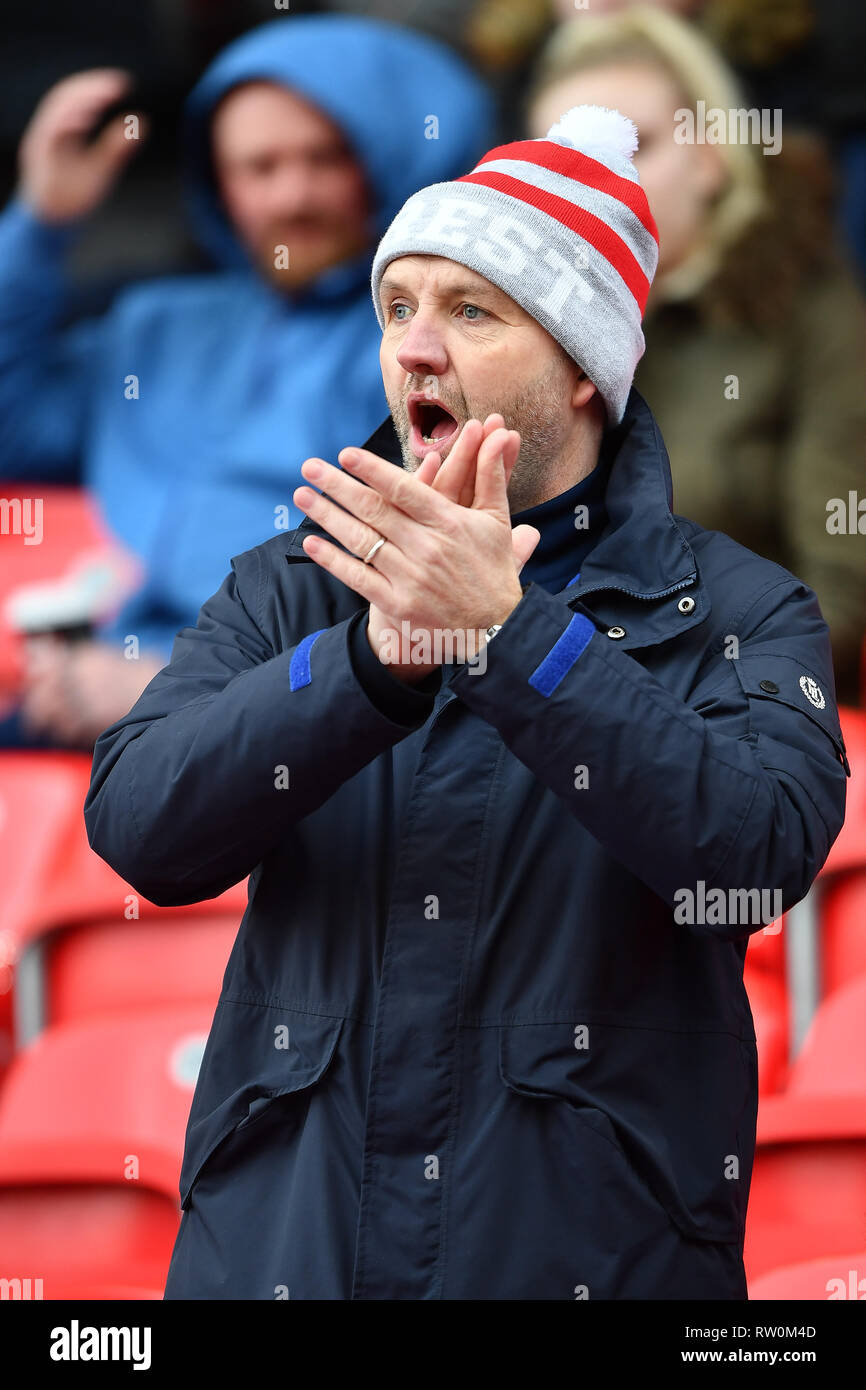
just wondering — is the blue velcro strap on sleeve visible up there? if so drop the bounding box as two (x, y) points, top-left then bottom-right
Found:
(289, 627), (328, 691)
(528, 612), (596, 696)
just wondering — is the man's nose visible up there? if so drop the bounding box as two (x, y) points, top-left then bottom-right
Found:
(261, 163), (320, 218)
(395, 312), (448, 377)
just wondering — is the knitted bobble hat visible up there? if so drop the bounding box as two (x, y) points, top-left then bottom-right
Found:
(371, 105), (659, 426)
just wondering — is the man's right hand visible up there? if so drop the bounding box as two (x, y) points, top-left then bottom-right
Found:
(366, 416), (537, 682)
(18, 69), (147, 223)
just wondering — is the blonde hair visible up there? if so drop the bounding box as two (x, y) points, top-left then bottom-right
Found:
(527, 5), (770, 300)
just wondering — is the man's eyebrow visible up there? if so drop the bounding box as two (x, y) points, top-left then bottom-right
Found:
(379, 276), (506, 304)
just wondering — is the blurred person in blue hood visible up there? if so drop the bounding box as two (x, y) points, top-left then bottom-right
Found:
(0, 15), (492, 747)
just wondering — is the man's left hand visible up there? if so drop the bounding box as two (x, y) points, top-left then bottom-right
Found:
(292, 423), (539, 669)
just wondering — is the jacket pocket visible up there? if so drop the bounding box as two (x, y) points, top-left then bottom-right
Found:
(733, 651), (849, 774)
(498, 1020), (755, 1246)
(178, 999), (344, 1209)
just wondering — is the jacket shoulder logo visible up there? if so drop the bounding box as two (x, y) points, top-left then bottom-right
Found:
(799, 674), (826, 710)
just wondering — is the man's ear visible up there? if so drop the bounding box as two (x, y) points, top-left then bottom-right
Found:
(571, 369), (598, 411)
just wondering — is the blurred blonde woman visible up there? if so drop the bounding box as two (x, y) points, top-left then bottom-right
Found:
(528, 4), (866, 703)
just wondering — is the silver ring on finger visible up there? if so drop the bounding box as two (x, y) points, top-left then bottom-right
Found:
(362, 534), (385, 566)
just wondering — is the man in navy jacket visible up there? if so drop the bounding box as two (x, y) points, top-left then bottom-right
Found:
(85, 107), (848, 1299)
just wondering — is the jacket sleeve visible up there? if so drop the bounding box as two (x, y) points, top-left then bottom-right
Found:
(0, 199), (100, 480)
(84, 547), (435, 906)
(347, 608), (441, 723)
(448, 576), (848, 940)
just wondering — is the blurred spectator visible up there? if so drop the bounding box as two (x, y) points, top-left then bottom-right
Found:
(313, 0), (557, 140)
(316, 0), (551, 70)
(0, 2), (334, 300)
(527, 4), (866, 703)
(550, 0), (705, 13)
(0, 15), (493, 747)
(812, 0), (866, 283)
(700, 0), (816, 125)
(701, 0), (866, 281)
(548, 0), (866, 279)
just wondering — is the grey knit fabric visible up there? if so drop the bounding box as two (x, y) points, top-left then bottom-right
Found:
(371, 107), (660, 426)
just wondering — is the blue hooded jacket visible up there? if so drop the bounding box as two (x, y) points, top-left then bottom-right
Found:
(0, 16), (493, 657)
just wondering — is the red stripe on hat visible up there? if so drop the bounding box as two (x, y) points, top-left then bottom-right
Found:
(456, 169), (651, 312)
(476, 139), (659, 243)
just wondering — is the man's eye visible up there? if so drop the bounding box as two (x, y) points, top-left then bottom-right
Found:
(391, 303), (411, 321)
(461, 303), (487, 320)
(317, 148), (351, 168)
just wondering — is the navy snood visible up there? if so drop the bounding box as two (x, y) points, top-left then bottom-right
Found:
(510, 446), (610, 595)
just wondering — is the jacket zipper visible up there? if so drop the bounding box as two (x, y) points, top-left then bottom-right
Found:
(570, 574), (698, 604)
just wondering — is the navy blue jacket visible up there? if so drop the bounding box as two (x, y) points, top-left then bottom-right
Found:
(84, 388), (848, 1300)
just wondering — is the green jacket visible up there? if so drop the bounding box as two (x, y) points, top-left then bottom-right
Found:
(636, 257), (866, 704)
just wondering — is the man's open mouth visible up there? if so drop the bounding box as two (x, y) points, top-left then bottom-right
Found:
(407, 395), (461, 457)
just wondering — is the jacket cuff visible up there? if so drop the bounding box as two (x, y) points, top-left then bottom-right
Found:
(347, 609), (441, 726)
(449, 581), (598, 715)
(0, 195), (82, 262)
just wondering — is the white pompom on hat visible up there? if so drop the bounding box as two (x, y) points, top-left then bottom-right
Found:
(370, 104), (659, 427)
(545, 104), (640, 159)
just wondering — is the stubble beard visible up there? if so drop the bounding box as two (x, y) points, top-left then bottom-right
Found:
(388, 352), (575, 514)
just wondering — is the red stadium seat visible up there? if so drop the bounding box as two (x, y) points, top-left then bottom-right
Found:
(0, 752), (100, 1075)
(742, 902), (788, 1093)
(743, 964), (789, 1095)
(0, 486), (134, 698)
(749, 1249), (866, 1300)
(764, 707), (866, 1058)
(26, 1281), (164, 1300)
(785, 974), (866, 1097)
(0, 1006), (209, 1298)
(821, 874), (866, 997)
(0, 752), (247, 1060)
(744, 1094), (866, 1282)
(743, 915), (786, 976)
(48, 913), (238, 1027)
(0, 753), (102, 944)
(0, 752), (248, 949)
(0, 1187), (180, 1300)
(745, 979), (866, 1282)
(822, 708), (866, 881)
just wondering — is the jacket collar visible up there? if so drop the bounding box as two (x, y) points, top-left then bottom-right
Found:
(285, 388), (707, 647)
(574, 386), (697, 600)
